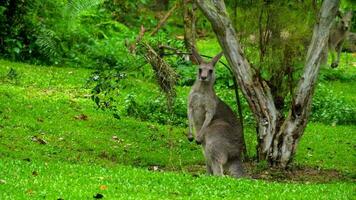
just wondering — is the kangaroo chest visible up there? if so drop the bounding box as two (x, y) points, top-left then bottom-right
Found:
(189, 91), (217, 131)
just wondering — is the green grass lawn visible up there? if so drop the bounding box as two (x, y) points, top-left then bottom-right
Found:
(0, 59), (355, 199)
(0, 158), (354, 199)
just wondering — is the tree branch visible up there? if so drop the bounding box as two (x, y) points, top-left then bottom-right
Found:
(150, 3), (180, 36)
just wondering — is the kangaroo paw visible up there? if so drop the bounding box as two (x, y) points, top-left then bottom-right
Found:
(195, 132), (203, 144)
(187, 133), (194, 142)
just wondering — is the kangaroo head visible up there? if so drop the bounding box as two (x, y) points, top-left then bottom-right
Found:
(339, 11), (353, 31)
(191, 47), (223, 83)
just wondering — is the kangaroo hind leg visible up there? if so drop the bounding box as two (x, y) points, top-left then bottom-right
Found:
(210, 152), (227, 176)
(228, 159), (245, 178)
(211, 160), (224, 176)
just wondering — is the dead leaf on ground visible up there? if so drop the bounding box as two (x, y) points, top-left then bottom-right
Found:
(74, 114), (88, 121)
(99, 185), (108, 190)
(26, 189), (33, 195)
(0, 179), (6, 184)
(31, 136), (47, 145)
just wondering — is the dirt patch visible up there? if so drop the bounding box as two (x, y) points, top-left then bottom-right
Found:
(245, 162), (349, 183)
(174, 162), (354, 183)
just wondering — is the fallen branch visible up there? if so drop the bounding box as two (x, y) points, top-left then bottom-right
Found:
(128, 25), (146, 54)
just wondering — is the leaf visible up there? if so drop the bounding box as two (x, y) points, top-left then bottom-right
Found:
(94, 96), (100, 106)
(26, 189), (33, 195)
(112, 113), (120, 119)
(31, 136), (47, 145)
(74, 114), (88, 121)
(13, 47), (20, 54)
(99, 185), (108, 190)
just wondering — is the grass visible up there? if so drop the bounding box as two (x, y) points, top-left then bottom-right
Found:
(0, 158), (354, 199)
(296, 124), (356, 173)
(0, 59), (355, 199)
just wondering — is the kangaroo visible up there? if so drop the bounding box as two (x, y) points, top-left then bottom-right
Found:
(324, 11), (353, 68)
(187, 48), (244, 178)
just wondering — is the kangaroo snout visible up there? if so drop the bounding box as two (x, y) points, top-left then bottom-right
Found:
(200, 76), (207, 81)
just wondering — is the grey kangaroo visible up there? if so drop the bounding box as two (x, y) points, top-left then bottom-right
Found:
(325, 11), (353, 68)
(187, 48), (244, 178)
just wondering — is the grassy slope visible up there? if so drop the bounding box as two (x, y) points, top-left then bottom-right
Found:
(0, 59), (355, 199)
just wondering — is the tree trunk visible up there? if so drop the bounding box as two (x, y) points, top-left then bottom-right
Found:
(183, 0), (198, 63)
(196, 0), (339, 168)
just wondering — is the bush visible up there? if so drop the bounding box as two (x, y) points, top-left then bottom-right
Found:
(120, 81), (355, 126)
(319, 67), (356, 82)
(124, 93), (187, 127)
(0, 0), (136, 69)
(310, 83), (356, 125)
(0, 0), (39, 61)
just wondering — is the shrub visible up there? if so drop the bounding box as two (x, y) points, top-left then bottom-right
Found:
(319, 67), (356, 82)
(310, 83), (356, 125)
(0, 0), (136, 69)
(124, 93), (187, 127)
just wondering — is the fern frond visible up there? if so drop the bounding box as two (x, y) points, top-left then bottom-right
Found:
(67, 0), (103, 17)
(35, 28), (60, 60)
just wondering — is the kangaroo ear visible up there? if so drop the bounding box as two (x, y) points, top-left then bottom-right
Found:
(191, 46), (204, 65)
(211, 51), (224, 67)
(336, 10), (343, 18)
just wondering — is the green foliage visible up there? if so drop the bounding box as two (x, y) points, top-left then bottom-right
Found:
(0, 0), (38, 60)
(319, 66), (356, 82)
(0, 61), (355, 199)
(124, 93), (187, 126)
(103, 0), (156, 28)
(88, 70), (126, 119)
(229, 1), (318, 113)
(311, 83), (356, 125)
(0, 68), (19, 84)
(0, 0), (136, 69)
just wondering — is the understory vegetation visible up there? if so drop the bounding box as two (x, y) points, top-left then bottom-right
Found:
(0, 0), (355, 199)
(0, 57), (355, 198)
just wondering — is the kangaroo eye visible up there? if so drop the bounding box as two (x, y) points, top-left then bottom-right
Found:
(199, 68), (202, 73)
(209, 69), (213, 73)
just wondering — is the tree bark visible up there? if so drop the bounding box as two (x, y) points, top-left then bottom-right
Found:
(196, 0), (339, 168)
(183, 0), (198, 63)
